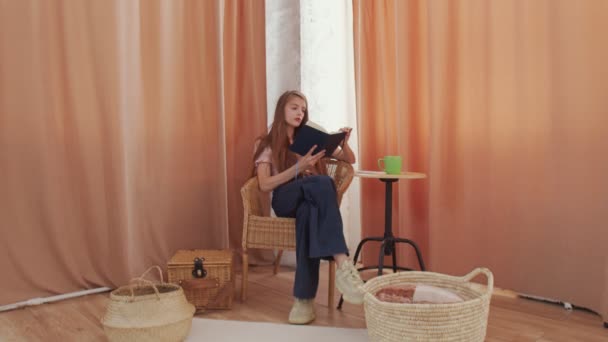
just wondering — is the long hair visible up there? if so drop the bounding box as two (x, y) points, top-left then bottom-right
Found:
(252, 90), (325, 176)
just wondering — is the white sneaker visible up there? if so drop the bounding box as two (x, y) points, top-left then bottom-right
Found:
(288, 298), (316, 324)
(336, 261), (365, 304)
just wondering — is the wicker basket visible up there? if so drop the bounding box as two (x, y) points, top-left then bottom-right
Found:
(101, 266), (195, 342)
(362, 268), (494, 342)
(167, 249), (234, 310)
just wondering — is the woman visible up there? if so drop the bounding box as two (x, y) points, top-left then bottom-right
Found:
(252, 90), (364, 325)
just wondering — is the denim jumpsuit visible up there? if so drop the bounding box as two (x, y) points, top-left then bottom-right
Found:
(271, 175), (349, 299)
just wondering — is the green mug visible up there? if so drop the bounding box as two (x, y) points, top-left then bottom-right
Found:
(378, 156), (402, 174)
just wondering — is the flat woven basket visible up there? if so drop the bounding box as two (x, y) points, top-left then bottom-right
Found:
(101, 266), (195, 342)
(362, 268), (493, 342)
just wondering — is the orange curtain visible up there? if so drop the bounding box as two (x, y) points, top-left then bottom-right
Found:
(354, 0), (608, 323)
(0, 0), (266, 305)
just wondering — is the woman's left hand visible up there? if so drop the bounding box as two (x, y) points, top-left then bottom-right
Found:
(339, 127), (353, 143)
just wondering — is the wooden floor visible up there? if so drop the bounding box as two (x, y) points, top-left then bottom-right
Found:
(1, 263), (606, 341)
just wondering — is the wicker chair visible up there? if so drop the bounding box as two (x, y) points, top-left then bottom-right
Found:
(241, 159), (355, 308)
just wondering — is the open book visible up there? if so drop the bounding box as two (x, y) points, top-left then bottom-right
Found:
(289, 122), (347, 157)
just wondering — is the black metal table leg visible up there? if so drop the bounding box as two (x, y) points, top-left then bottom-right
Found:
(352, 236), (384, 267)
(394, 237), (426, 271)
(391, 242), (398, 273)
(337, 178), (426, 310)
(377, 240), (388, 276)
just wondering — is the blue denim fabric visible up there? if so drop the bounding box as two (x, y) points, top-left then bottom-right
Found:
(272, 175), (349, 299)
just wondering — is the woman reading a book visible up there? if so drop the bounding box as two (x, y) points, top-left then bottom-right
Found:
(252, 90), (364, 325)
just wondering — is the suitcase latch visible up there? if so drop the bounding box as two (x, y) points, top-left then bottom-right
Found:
(192, 257), (207, 278)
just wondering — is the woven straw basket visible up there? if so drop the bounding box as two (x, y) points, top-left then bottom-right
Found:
(101, 266), (195, 342)
(362, 268), (493, 342)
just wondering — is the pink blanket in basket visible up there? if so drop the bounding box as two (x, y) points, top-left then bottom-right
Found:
(375, 284), (463, 304)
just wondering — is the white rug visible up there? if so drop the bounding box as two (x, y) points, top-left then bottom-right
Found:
(186, 318), (369, 342)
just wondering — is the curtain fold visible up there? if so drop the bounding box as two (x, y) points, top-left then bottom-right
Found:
(354, 0), (608, 323)
(223, 0), (269, 257)
(0, 0), (266, 306)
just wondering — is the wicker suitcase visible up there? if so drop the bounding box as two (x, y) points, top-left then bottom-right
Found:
(167, 249), (234, 310)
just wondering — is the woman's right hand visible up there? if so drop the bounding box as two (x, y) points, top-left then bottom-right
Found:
(299, 145), (325, 169)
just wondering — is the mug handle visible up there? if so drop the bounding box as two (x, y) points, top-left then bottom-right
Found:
(378, 158), (385, 171)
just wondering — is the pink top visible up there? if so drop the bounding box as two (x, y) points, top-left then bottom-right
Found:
(254, 147), (279, 176)
(255, 142), (338, 177)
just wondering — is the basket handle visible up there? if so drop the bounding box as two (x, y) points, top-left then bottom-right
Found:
(137, 265), (164, 283)
(128, 266), (164, 301)
(461, 267), (494, 294)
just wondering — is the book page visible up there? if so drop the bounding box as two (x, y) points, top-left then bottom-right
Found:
(305, 120), (328, 133)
